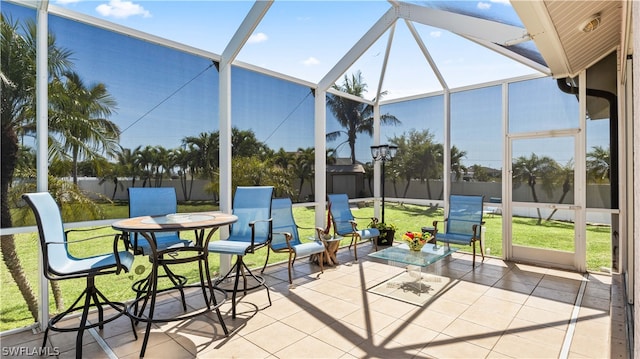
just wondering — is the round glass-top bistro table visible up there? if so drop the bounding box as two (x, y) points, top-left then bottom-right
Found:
(112, 212), (237, 358)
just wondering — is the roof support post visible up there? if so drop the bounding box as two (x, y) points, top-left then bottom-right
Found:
(218, 0), (272, 273)
(36, 0), (49, 333)
(372, 104), (381, 218)
(371, 24), (395, 219)
(315, 90), (327, 229)
(443, 89), (451, 211)
(218, 63), (232, 277)
(574, 70), (588, 272)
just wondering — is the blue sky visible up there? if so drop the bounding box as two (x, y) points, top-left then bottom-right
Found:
(46, 0), (539, 99)
(4, 0), (609, 169)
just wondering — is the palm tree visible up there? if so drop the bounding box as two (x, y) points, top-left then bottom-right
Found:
(512, 153), (559, 224)
(205, 156), (293, 198)
(469, 164), (490, 182)
(48, 71), (120, 185)
(14, 144), (36, 178)
(94, 157), (122, 200)
(389, 130), (423, 198)
(231, 128), (272, 159)
(171, 147), (197, 201)
(152, 146), (172, 187)
(115, 146), (142, 187)
(1, 15), (73, 320)
(363, 161), (373, 196)
(182, 132), (218, 178)
(436, 145), (468, 199)
(450, 146), (468, 182)
(137, 145), (163, 187)
(587, 145), (610, 183)
(546, 159), (574, 221)
(291, 147), (314, 201)
(326, 71), (400, 164)
(273, 148), (294, 170)
(411, 138), (441, 199)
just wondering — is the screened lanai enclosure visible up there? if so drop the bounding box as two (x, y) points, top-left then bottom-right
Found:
(1, 0), (636, 352)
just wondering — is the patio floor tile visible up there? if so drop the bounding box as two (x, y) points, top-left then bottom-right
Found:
(0, 244), (624, 358)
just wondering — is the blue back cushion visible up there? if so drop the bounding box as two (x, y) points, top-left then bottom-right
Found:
(270, 198), (301, 250)
(328, 194), (355, 235)
(230, 186), (273, 244)
(128, 187), (178, 240)
(128, 187), (177, 217)
(446, 195), (484, 236)
(22, 192), (70, 274)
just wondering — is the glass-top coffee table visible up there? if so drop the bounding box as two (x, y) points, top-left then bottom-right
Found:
(368, 243), (457, 267)
(368, 244), (457, 299)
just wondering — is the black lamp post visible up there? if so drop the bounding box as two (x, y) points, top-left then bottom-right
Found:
(370, 144), (397, 223)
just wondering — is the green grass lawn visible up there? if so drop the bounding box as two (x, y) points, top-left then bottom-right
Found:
(0, 202), (612, 331)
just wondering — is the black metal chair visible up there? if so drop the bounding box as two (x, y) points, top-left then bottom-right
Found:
(127, 187), (192, 255)
(127, 187), (192, 313)
(208, 186), (273, 318)
(120, 187), (229, 358)
(22, 192), (137, 359)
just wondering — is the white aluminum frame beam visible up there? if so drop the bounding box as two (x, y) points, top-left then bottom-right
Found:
(405, 20), (448, 90)
(36, 0), (49, 333)
(372, 23), (396, 219)
(462, 35), (551, 76)
(314, 90), (327, 227)
(318, 7), (398, 91)
(398, 2), (530, 46)
(218, 0), (272, 273)
(511, 1), (572, 78)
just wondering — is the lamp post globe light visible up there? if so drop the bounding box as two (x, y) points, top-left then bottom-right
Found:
(370, 144), (397, 223)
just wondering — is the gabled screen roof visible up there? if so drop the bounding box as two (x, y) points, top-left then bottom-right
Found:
(17, 0), (547, 100)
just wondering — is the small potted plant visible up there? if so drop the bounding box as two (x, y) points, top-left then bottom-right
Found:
(368, 220), (397, 246)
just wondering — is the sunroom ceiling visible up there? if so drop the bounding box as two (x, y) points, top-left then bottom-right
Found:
(37, 0), (547, 101)
(512, 0), (626, 80)
(511, 0), (628, 121)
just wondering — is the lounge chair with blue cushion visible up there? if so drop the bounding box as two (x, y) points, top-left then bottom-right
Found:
(432, 194), (485, 267)
(327, 193), (380, 261)
(262, 197), (327, 284)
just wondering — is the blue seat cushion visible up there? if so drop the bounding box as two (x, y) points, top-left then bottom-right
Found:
(60, 251), (134, 276)
(208, 239), (255, 256)
(357, 228), (380, 239)
(293, 241), (326, 257)
(436, 233), (474, 245)
(136, 234), (191, 255)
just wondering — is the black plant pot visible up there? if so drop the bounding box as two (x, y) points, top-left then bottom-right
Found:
(376, 229), (395, 246)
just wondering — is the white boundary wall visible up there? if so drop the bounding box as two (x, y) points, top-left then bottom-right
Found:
(77, 177), (612, 224)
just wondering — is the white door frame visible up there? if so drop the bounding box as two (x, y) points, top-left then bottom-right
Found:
(503, 72), (587, 272)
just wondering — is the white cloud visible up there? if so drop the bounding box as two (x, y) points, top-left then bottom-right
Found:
(248, 32), (268, 44)
(302, 57), (320, 66)
(430, 31), (442, 38)
(477, 2), (491, 10)
(96, 0), (151, 19)
(490, 0), (511, 5)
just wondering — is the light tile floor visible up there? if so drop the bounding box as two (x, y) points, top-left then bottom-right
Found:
(1, 242), (629, 358)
